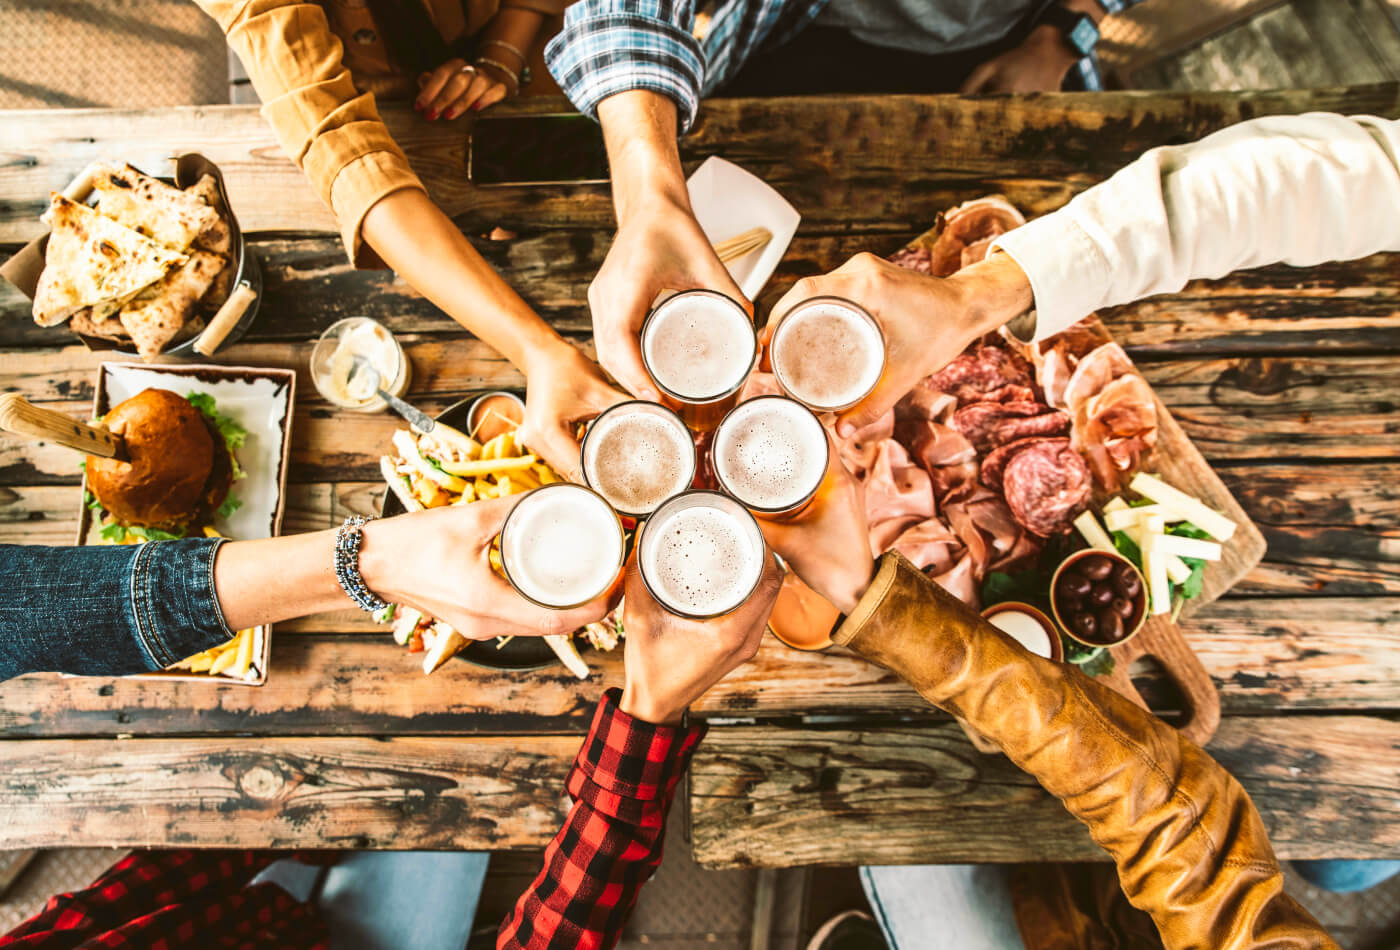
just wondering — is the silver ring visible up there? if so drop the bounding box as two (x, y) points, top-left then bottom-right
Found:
(458, 64), (477, 76)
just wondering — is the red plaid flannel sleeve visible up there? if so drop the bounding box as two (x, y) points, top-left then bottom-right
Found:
(498, 688), (705, 949)
(0, 849), (327, 949)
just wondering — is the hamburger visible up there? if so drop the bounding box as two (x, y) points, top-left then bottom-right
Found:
(86, 388), (243, 535)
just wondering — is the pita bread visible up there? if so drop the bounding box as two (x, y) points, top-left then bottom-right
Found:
(187, 175), (233, 257)
(119, 249), (225, 360)
(91, 163), (218, 250)
(70, 307), (131, 341)
(32, 195), (186, 327)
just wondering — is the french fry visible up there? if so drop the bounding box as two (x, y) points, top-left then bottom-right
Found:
(480, 432), (514, 461)
(488, 545), (504, 573)
(230, 628), (255, 678)
(496, 475), (516, 496)
(534, 463), (559, 485)
(452, 482), (477, 505)
(203, 525), (225, 539)
(508, 467), (541, 491)
(439, 455), (538, 478)
(209, 639), (240, 675)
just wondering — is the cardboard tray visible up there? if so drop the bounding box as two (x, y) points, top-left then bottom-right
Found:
(74, 362), (296, 686)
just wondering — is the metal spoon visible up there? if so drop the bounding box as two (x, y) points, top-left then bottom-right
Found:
(347, 354), (437, 434)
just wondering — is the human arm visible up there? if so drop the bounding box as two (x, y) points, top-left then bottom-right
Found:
(360, 190), (624, 479)
(959, 0), (1113, 95)
(764, 466), (1338, 949)
(498, 555), (781, 948)
(415, 3), (555, 119)
(585, 90), (748, 399)
(774, 113), (1400, 434)
(0, 495), (611, 682)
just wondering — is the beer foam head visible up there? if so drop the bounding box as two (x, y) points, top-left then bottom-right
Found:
(501, 484), (624, 607)
(583, 402), (696, 515)
(772, 299), (885, 410)
(714, 396), (827, 511)
(642, 291), (756, 401)
(640, 492), (764, 616)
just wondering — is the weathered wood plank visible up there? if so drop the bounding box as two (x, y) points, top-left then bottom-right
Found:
(6, 234), (1398, 354)
(688, 715), (1400, 867)
(0, 734), (579, 850)
(0, 597), (1394, 738)
(3, 88), (1398, 243)
(3, 346), (1399, 486)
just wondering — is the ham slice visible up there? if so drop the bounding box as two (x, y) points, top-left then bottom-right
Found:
(891, 518), (963, 575)
(831, 411), (895, 481)
(929, 554), (980, 607)
(1062, 342), (1135, 413)
(923, 196), (1026, 278)
(865, 441), (934, 556)
(1072, 372), (1159, 492)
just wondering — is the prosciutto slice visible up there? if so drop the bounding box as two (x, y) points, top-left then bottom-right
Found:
(1062, 342), (1135, 413)
(923, 196), (1026, 278)
(865, 441), (935, 556)
(1072, 372), (1159, 492)
(891, 517), (963, 575)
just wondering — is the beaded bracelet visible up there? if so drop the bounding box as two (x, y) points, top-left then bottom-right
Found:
(334, 515), (390, 614)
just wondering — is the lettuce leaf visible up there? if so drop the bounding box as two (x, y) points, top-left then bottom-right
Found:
(186, 391), (248, 481)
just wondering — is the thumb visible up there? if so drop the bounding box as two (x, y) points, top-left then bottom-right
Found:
(834, 380), (901, 439)
(959, 62), (995, 95)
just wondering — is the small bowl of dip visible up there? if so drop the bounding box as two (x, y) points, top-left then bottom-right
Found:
(310, 317), (411, 412)
(467, 390), (526, 443)
(981, 601), (1063, 663)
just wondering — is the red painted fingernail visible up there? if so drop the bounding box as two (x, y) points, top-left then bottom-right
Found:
(414, 102), (424, 111)
(426, 109), (438, 120)
(473, 101), (485, 111)
(444, 108), (458, 120)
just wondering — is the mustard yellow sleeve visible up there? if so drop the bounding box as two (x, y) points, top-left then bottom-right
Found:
(195, 0), (427, 267)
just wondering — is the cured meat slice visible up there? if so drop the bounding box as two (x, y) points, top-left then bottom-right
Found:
(1072, 372), (1158, 492)
(905, 419), (977, 470)
(929, 554), (979, 607)
(924, 196), (1026, 278)
(990, 408), (1071, 447)
(1001, 441), (1092, 537)
(895, 385), (957, 424)
(950, 400), (1044, 452)
(980, 436), (1067, 491)
(833, 410), (894, 481)
(929, 458), (980, 506)
(1033, 320), (1113, 408)
(1062, 342), (1135, 413)
(930, 341), (1036, 406)
(891, 518), (962, 575)
(888, 244), (932, 274)
(865, 441), (934, 555)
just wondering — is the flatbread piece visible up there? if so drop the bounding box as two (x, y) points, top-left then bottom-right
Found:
(32, 195), (186, 327)
(91, 163), (218, 250)
(119, 249), (226, 360)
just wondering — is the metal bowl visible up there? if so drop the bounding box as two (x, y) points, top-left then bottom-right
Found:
(379, 389), (596, 672)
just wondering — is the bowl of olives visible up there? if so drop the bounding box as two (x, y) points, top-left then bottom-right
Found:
(1050, 549), (1148, 648)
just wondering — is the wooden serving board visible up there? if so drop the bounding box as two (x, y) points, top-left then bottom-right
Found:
(899, 223), (1266, 748)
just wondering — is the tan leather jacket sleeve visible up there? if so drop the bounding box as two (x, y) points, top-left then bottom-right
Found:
(196, 0), (427, 267)
(833, 552), (1338, 950)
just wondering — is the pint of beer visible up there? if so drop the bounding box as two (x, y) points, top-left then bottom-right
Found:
(637, 490), (767, 619)
(499, 483), (626, 609)
(770, 296), (885, 412)
(640, 290), (758, 431)
(581, 400), (698, 517)
(712, 395), (829, 520)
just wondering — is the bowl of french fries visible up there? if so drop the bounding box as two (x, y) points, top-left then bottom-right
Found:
(378, 390), (624, 675)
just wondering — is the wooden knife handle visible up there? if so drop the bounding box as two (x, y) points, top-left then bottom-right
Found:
(0, 393), (122, 459)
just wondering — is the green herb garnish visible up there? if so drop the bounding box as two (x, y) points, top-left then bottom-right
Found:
(84, 490), (103, 512)
(217, 496), (243, 520)
(100, 523), (128, 542)
(186, 391), (248, 481)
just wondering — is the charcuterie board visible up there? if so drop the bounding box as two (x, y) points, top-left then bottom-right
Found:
(887, 203), (1266, 747)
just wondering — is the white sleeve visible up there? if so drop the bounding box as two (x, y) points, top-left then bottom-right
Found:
(990, 113), (1400, 342)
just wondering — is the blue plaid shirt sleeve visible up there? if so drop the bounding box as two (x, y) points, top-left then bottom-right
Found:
(545, 0), (705, 131)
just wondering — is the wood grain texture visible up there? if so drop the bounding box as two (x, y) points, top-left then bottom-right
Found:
(0, 734), (579, 850)
(0, 597), (1394, 739)
(688, 715), (1400, 868)
(3, 88), (1399, 243)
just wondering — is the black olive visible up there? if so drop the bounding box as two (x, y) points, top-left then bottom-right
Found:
(1090, 584), (1115, 606)
(1072, 612), (1097, 639)
(1081, 557), (1113, 581)
(1059, 572), (1092, 598)
(1096, 608), (1125, 642)
(1112, 570), (1143, 599)
(1113, 596), (1135, 619)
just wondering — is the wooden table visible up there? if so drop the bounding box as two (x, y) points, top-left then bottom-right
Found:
(1, 88), (1398, 867)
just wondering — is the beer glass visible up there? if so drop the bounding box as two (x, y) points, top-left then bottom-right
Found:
(499, 483), (626, 609)
(769, 295), (886, 412)
(637, 490), (767, 619)
(712, 395), (829, 521)
(640, 289), (758, 432)
(580, 400), (698, 518)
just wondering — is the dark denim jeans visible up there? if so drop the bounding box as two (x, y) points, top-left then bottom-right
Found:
(0, 539), (233, 681)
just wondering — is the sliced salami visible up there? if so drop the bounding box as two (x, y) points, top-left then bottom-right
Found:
(1001, 441), (1092, 537)
(990, 408), (1071, 447)
(929, 342), (1035, 406)
(980, 436), (1068, 491)
(950, 400), (1044, 452)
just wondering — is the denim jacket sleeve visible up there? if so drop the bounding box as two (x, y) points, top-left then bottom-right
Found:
(0, 539), (235, 682)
